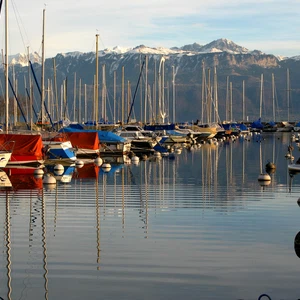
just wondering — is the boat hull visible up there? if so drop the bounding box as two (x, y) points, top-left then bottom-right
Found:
(0, 151), (12, 168)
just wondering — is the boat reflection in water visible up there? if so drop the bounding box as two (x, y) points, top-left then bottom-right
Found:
(0, 170), (12, 189)
(45, 164), (76, 184)
(1, 132), (300, 299)
(3, 167), (43, 191)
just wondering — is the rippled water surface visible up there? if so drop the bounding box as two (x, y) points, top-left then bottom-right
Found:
(1, 132), (300, 300)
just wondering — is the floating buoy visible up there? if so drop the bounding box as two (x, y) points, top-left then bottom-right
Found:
(102, 163), (111, 172)
(258, 173), (271, 182)
(34, 168), (44, 178)
(154, 151), (161, 158)
(94, 157), (103, 166)
(259, 180), (271, 187)
(43, 173), (56, 185)
(54, 164), (64, 175)
(265, 162), (276, 171)
(174, 148), (182, 154)
(75, 160), (84, 168)
(131, 156), (140, 164)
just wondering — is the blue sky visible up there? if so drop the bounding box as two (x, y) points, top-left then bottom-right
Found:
(1, 0), (300, 58)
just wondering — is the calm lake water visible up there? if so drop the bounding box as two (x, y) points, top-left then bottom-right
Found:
(1, 132), (300, 300)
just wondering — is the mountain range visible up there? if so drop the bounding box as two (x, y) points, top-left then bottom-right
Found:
(2, 38), (300, 123)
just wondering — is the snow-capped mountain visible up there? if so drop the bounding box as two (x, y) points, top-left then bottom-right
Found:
(197, 38), (261, 55)
(8, 52), (41, 67)
(6, 38), (264, 67)
(3, 37), (300, 122)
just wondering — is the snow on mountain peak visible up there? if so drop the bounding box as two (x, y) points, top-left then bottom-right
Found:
(5, 38), (270, 67)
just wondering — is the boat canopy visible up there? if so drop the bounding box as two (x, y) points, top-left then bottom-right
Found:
(0, 133), (44, 160)
(59, 127), (127, 143)
(65, 131), (100, 150)
(251, 118), (264, 129)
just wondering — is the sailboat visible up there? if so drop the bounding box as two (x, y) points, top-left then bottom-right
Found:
(0, 2), (45, 168)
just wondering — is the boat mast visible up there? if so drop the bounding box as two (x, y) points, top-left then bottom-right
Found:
(41, 8), (46, 126)
(230, 81), (233, 122)
(213, 64), (218, 123)
(259, 73), (263, 119)
(73, 72), (76, 122)
(121, 66), (125, 123)
(172, 65), (176, 123)
(95, 34), (99, 128)
(28, 47), (33, 130)
(53, 58), (59, 124)
(225, 76), (229, 121)
(242, 80), (245, 121)
(272, 73), (275, 122)
(113, 71), (116, 123)
(102, 64), (106, 122)
(201, 61), (205, 123)
(287, 68), (290, 122)
(144, 55), (148, 124)
(5, 0), (9, 132)
(78, 78), (82, 123)
(84, 83), (87, 122)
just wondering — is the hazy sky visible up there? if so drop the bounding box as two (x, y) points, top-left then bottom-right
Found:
(1, 0), (300, 58)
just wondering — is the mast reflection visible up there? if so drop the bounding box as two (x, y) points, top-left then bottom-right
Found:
(41, 189), (49, 300)
(5, 192), (12, 300)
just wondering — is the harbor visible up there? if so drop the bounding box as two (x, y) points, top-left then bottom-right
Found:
(0, 132), (300, 299)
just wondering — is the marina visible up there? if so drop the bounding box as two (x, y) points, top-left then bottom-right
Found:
(1, 1), (300, 298)
(0, 132), (300, 299)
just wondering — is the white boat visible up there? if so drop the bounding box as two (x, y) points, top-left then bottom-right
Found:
(0, 170), (12, 188)
(116, 131), (158, 155)
(0, 150), (12, 168)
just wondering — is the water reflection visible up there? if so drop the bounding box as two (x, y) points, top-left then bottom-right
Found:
(1, 132), (300, 299)
(5, 192), (12, 300)
(41, 189), (49, 299)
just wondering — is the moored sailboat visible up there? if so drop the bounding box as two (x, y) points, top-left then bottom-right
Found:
(0, 133), (44, 167)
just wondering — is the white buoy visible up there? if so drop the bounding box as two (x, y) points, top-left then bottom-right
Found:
(258, 173), (271, 182)
(75, 160), (84, 168)
(175, 148), (182, 154)
(131, 156), (140, 163)
(54, 164), (64, 175)
(43, 173), (57, 185)
(102, 163), (111, 172)
(259, 180), (271, 187)
(154, 151), (161, 158)
(34, 168), (44, 176)
(94, 157), (103, 166)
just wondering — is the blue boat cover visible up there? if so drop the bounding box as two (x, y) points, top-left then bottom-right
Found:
(144, 124), (176, 131)
(251, 118), (264, 129)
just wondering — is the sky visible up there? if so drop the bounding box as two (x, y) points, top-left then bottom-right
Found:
(1, 0), (300, 58)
